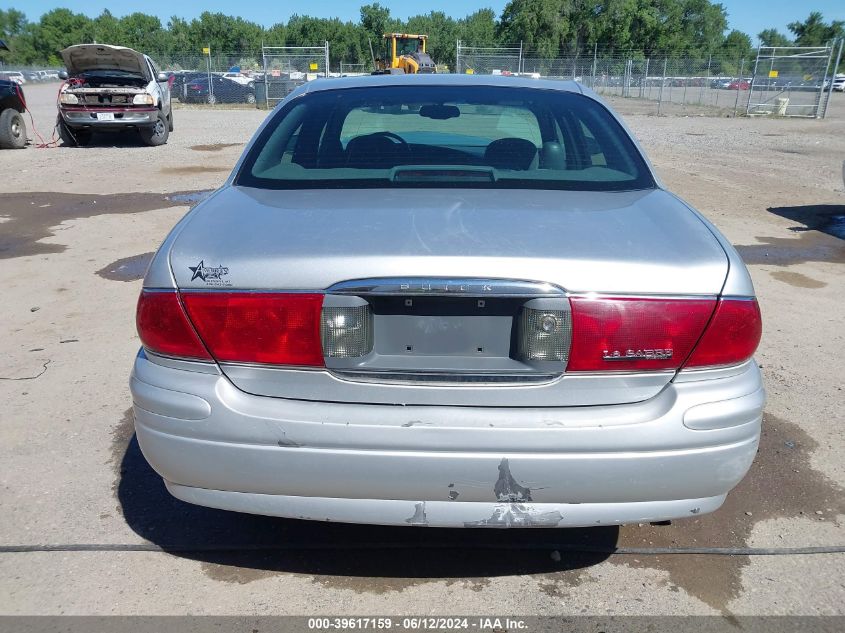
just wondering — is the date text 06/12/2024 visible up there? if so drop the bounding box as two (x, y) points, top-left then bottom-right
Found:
(307, 617), (528, 630)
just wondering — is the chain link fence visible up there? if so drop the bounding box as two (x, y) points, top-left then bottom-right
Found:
(455, 41), (844, 118)
(11, 40), (841, 116)
(116, 45), (331, 108)
(746, 44), (844, 118)
(261, 44), (330, 107)
(340, 62), (370, 76)
(455, 41), (522, 76)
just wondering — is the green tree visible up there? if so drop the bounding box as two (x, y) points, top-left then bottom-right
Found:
(459, 8), (497, 47)
(498, 0), (570, 57)
(0, 7), (38, 63)
(757, 28), (792, 47)
(787, 12), (844, 46)
(360, 3), (393, 41)
(721, 29), (753, 58)
(406, 12), (459, 68)
(118, 13), (167, 52)
(30, 8), (92, 64)
(89, 10), (122, 45)
(0, 8), (27, 39)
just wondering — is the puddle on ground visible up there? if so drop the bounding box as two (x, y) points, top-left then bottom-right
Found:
(770, 270), (827, 289)
(111, 408), (136, 501)
(112, 409), (135, 466)
(616, 413), (845, 612)
(201, 558), (496, 593)
(166, 190), (214, 205)
(96, 252), (154, 282)
(190, 143), (243, 152)
(0, 191), (208, 259)
(164, 166), (231, 175)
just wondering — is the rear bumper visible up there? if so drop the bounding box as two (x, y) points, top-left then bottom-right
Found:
(131, 351), (764, 527)
(166, 483), (728, 527)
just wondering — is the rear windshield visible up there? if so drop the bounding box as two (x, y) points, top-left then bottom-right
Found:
(237, 85), (655, 191)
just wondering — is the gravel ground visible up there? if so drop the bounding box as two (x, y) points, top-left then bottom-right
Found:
(1, 81), (843, 619)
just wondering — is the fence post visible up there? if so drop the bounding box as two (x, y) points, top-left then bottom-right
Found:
(205, 44), (213, 104)
(519, 41), (524, 74)
(702, 54), (711, 105)
(642, 58), (649, 98)
(744, 47), (761, 115)
(591, 43), (598, 88)
(822, 38), (844, 118)
(734, 54), (748, 116)
(735, 57), (747, 116)
(262, 50), (268, 107)
(456, 39), (460, 74)
(657, 58), (667, 114)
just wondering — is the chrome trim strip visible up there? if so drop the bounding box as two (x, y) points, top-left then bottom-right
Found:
(142, 349), (220, 374)
(327, 277), (565, 297)
(174, 288), (321, 294)
(219, 361), (326, 372)
(567, 292), (719, 301)
(155, 286), (749, 302)
(330, 369), (561, 385)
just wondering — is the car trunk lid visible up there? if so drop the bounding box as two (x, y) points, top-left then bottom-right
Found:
(168, 186), (729, 406)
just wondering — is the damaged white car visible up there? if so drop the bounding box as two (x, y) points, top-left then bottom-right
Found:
(57, 44), (172, 147)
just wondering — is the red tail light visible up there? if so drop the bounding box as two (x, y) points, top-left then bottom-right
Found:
(683, 298), (762, 369)
(136, 291), (211, 360)
(180, 292), (324, 366)
(567, 297), (716, 372)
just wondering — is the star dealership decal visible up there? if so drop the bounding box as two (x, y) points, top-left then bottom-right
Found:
(188, 260), (231, 286)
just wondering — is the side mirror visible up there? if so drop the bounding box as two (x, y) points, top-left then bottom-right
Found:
(58, 70), (68, 80)
(157, 72), (168, 82)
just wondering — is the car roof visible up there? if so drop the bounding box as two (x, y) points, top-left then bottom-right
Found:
(298, 73), (585, 95)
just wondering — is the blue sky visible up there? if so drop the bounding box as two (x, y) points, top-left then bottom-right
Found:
(15, 1), (845, 44)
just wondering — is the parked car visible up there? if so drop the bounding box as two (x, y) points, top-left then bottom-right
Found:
(56, 44), (172, 147)
(181, 74), (256, 104)
(0, 71), (25, 85)
(0, 41), (27, 149)
(22, 70), (41, 83)
(165, 70), (200, 100)
(831, 74), (844, 92)
(222, 72), (255, 88)
(727, 79), (751, 90)
(132, 74), (764, 528)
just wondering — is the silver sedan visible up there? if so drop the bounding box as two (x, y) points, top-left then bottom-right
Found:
(131, 75), (764, 528)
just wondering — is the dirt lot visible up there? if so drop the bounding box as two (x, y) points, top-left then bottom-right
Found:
(1, 82), (844, 617)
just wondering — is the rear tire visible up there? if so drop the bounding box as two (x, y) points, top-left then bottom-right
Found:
(57, 117), (91, 147)
(167, 111), (174, 132)
(245, 92), (256, 104)
(206, 93), (218, 105)
(0, 108), (27, 149)
(139, 111), (169, 146)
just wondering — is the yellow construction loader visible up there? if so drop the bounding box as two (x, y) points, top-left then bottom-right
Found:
(373, 33), (436, 74)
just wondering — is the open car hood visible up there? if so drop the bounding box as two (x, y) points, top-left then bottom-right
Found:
(60, 44), (150, 80)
